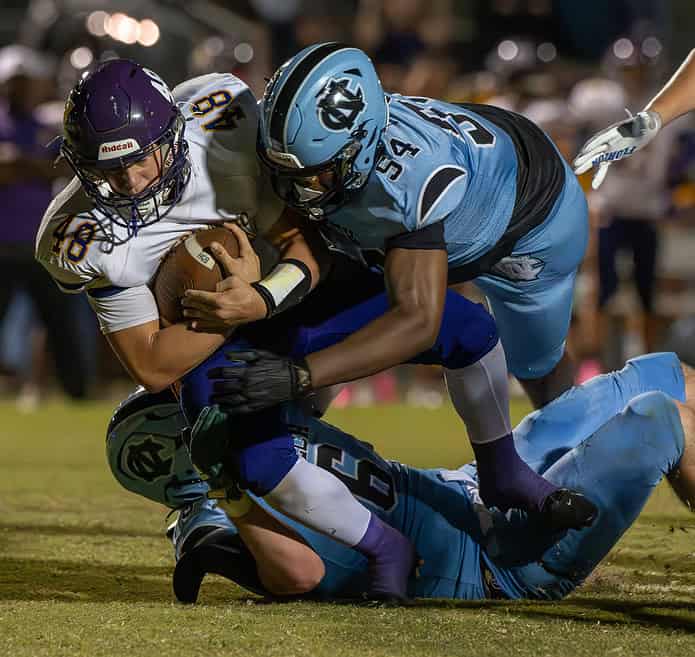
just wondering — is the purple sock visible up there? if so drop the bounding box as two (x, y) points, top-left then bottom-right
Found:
(354, 513), (415, 599)
(354, 513), (385, 556)
(473, 433), (557, 512)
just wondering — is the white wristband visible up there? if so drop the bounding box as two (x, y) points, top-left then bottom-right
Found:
(253, 258), (312, 316)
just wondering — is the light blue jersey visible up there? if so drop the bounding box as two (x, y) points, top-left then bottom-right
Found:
(246, 352), (685, 600)
(324, 97), (589, 379)
(328, 96), (518, 266)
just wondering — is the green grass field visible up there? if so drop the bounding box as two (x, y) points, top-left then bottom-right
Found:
(2, 398), (695, 657)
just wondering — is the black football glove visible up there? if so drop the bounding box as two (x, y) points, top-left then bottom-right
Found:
(207, 349), (313, 414)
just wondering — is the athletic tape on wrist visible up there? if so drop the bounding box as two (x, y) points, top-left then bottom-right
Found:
(252, 258), (312, 317)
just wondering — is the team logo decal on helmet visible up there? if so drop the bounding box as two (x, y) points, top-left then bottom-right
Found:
(107, 387), (209, 508)
(122, 434), (174, 483)
(317, 78), (366, 132)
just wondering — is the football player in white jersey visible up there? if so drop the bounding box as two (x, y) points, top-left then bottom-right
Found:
(35, 61), (319, 389)
(34, 59), (417, 599)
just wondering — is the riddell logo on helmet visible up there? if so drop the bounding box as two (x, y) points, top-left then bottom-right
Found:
(98, 138), (141, 160)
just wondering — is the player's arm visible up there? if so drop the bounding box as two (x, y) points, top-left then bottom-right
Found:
(307, 241), (447, 387)
(102, 218), (325, 391)
(105, 317), (229, 393)
(40, 273), (227, 393)
(205, 223), (449, 413)
(645, 48), (695, 125)
(574, 49), (695, 189)
(181, 209), (329, 330)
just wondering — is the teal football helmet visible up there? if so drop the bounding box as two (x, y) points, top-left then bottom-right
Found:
(106, 387), (209, 508)
(258, 42), (388, 218)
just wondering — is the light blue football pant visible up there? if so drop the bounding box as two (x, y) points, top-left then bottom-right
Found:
(475, 159), (589, 379)
(484, 352), (687, 599)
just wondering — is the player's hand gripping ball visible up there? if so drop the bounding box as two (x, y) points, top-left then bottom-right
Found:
(152, 226), (241, 325)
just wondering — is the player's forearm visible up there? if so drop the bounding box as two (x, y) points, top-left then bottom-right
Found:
(249, 227), (329, 321)
(307, 248), (447, 388)
(107, 320), (229, 392)
(645, 49), (695, 125)
(306, 304), (439, 387)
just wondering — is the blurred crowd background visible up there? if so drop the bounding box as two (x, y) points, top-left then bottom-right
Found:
(3, 0), (695, 410)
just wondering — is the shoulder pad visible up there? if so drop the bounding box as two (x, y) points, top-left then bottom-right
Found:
(176, 74), (259, 155)
(174, 73), (256, 121)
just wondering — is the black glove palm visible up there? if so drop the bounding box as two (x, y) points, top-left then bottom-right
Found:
(208, 350), (313, 414)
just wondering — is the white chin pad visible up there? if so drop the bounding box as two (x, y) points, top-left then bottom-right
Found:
(294, 183), (324, 202)
(267, 148), (304, 169)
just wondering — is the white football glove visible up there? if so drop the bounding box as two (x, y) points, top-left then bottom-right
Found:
(573, 110), (662, 189)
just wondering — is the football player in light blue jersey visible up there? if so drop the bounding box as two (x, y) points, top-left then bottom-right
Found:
(165, 350), (694, 602)
(202, 43), (590, 519)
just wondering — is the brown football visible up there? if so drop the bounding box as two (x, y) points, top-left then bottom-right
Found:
(151, 226), (240, 325)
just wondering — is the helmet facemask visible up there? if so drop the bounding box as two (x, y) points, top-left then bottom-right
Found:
(257, 132), (366, 220)
(61, 113), (190, 243)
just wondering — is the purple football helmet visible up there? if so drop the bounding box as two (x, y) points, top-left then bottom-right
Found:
(61, 59), (190, 240)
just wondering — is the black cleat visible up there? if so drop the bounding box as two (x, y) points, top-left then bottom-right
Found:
(173, 546), (207, 604)
(539, 488), (598, 533)
(173, 527), (266, 603)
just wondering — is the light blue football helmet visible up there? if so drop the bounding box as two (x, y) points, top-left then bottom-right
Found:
(258, 42), (388, 218)
(106, 387), (209, 509)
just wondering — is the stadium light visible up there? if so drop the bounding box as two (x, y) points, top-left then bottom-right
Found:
(537, 42), (557, 63)
(70, 46), (93, 69)
(85, 10), (161, 48)
(138, 19), (160, 47)
(497, 40), (519, 62)
(86, 10), (109, 37)
(110, 13), (140, 45)
(641, 36), (662, 59)
(204, 36), (225, 57)
(233, 42), (254, 64)
(613, 38), (634, 60)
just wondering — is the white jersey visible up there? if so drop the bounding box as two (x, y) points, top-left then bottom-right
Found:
(35, 73), (284, 334)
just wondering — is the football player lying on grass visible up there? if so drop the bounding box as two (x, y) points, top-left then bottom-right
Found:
(109, 349), (693, 602)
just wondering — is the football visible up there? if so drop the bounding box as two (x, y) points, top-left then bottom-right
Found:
(151, 226), (240, 325)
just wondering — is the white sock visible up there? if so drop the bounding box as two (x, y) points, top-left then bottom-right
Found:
(263, 456), (371, 546)
(444, 339), (512, 445)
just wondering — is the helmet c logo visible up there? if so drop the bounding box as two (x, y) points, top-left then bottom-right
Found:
(317, 78), (366, 132)
(122, 435), (174, 482)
